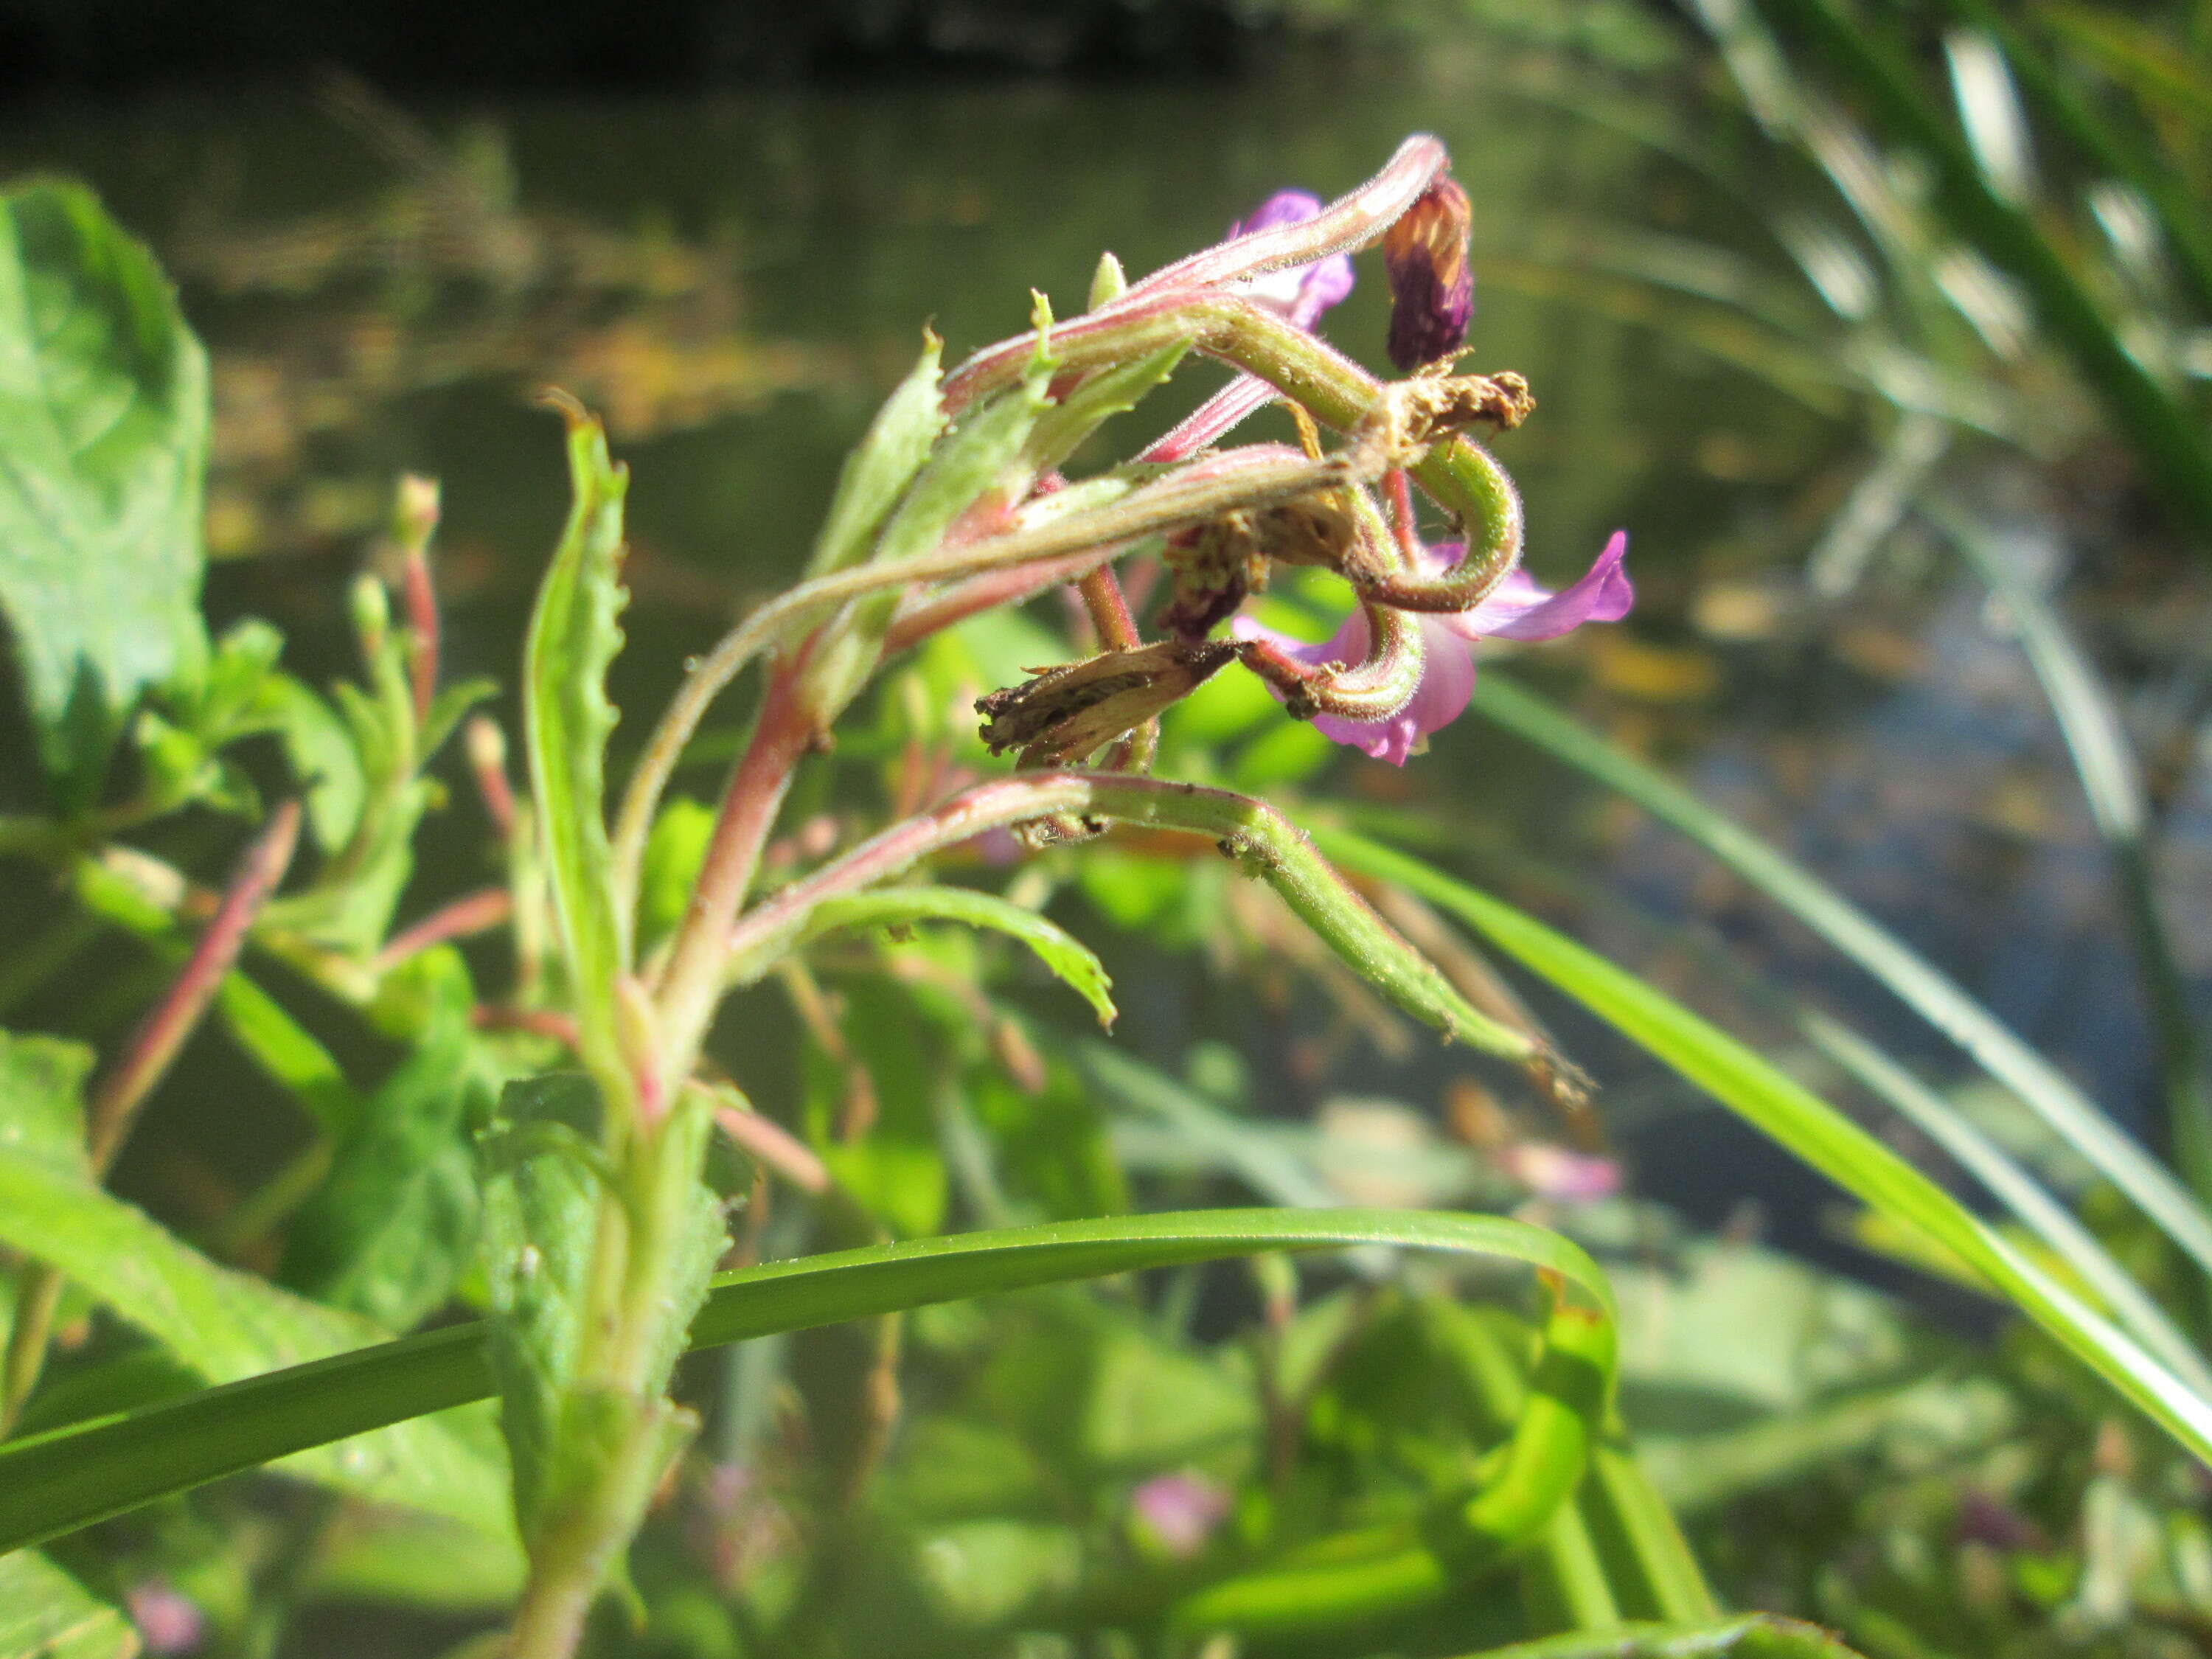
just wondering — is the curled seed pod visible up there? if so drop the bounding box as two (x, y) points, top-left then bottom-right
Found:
(976, 639), (1237, 766)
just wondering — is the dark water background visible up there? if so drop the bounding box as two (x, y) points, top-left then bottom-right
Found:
(4, 41), (2207, 1259)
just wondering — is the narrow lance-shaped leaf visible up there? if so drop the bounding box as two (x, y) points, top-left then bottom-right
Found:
(807, 335), (945, 577)
(0, 181), (210, 805)
(1315, 827), (2212, 1469)
(522, 399), (632, 1077)
(0, 1208), (1610, 1557)
(738, 883), (1116, 1028)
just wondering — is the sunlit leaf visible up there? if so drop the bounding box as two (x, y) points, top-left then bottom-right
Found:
(788, 885), (1116, 1028)
(522, 400), (631, 1070)
(0, 1551), (138, 1659)
(0, 1063), (507, 1536)
(0, 181), (209, 806)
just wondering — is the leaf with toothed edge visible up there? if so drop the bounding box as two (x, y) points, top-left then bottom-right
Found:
(522, 399), (631, 1076)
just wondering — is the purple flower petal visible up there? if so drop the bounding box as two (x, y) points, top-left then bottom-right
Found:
(1233, 189), (1328, 237)
(1436, 531), (1633, 643)
(1227, 189), (1355, 330)
(1231, 611), (1477, 768)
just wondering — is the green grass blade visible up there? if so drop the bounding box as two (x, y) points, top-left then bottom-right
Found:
(1465, 672), (2212, 1284)
(1315, 827), (2212, 1467)
(1801, 1011), (2211, 1393)
(0, 1208), (1610, 1556)
(1942, 0), (2212, 316)
(1927, 503), (2212, 1206)
(1458, 1615), (1867, 1657)
(1747, 0), (2212, 536)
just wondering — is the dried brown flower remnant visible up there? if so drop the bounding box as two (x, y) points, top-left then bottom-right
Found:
(977, 640), (1236, 765)
(1382, 174), (1474, 372)
(1356, 372), (1534, 469)
(1159, 495), (1367, 640)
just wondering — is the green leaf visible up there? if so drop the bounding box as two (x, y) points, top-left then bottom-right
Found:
(1314, 826), (2212, 1470)
(256, 673), (366, 855)
(785, 885), (1116, 1028)
(1458, 1614), (1869, 1657)
(1023, 339), (1189, 475)
(636, 796), (714, 952)
(522, 402), (631, 1071)
(279, 974), (486, 1331)
(0, 1551), (138, 1659)
(0, 1099), (508, 1537)
(474, 1071), (605, 1540)
(0, 1209), (1611, 1555)
(0, 180), (209, 805)
(807, 336), (945, 577)
(801, 362), (1054, 724)
(0, 1031), (94, 1178)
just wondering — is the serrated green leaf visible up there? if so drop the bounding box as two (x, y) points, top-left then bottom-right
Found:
(475, 1071), (604, 1540)
(807, 337), (945, 577)
(801, 364), (1055, 724)
(522, 406), (630, 1070)
(0, 1551), (138, 1659)
(0, 181), (209, 806)
(779, 885), (1115, 1027)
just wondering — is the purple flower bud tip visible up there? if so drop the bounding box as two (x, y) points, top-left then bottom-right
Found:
(1383, 175), (1474, 372)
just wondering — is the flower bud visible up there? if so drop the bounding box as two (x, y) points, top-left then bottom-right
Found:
(976, 640), (1235, 767)
(1382, 175), (1474, 372)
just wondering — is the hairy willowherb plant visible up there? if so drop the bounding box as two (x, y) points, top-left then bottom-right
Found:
(11, 121), (2212, 1659)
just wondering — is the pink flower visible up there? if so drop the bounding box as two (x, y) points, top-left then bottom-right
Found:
(1225, 189), (1356, 328)
(1130, 1471), (1232, 1558)
(1232, 532), (1633, 766)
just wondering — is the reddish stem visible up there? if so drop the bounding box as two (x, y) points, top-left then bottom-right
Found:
(88, 802), (302, 1172)
(651, 660), (817, 1091)
(1076, 565), (1141, 650)
(374, 886), (513, 973)
(403, 549), (439, 729)
(466, 714), (519, 844)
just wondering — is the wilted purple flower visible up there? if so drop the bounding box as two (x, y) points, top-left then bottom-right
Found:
(1382, 175), (1474, 371)
(1225, 189), (1357, 329)
(1130, 1470), (1232, 1559)
(1232, 532), (1633, 766)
